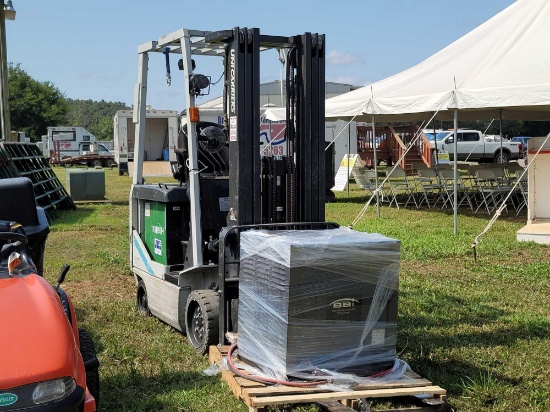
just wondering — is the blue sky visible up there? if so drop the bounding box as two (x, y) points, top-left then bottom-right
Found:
(5, 0), (515, 110)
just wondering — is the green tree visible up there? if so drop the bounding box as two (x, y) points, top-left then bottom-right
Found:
(65, 99), (130, 140)
(435, 119), (550, 139)
(8, 63), (69, 139)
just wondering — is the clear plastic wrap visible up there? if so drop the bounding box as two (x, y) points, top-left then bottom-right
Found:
(238, 227), (401, 381)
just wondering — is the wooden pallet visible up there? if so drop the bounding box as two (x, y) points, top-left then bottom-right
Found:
(209, 346), (446, 412)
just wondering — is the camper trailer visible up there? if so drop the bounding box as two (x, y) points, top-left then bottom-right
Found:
(43, 127), (111, 159)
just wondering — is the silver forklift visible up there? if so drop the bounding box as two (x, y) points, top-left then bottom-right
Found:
(130, 28), (337, 353)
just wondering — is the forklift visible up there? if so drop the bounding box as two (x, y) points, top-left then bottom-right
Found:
(130, 27), (332, 353)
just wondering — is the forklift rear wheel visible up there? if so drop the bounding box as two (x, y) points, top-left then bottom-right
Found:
(79, 329), (100, 407)
(136, 280), (150, 316)
(185, 290), (219, 354)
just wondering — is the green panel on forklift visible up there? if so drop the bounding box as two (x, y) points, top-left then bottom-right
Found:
(144, 202), (168, 265)
(142, 200), (186, 266)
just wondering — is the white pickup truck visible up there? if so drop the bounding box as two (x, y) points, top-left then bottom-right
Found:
(427, 129), (522, 163)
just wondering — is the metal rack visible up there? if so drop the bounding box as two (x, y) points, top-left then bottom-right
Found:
(0, 142), (76, 213)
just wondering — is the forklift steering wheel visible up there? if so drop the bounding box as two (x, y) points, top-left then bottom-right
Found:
(0, 232), (29, 261)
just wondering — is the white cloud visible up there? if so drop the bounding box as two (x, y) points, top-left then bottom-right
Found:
(327, 51), (363, 66)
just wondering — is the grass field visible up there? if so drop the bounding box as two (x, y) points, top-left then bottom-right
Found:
(44, 166), (549, 412)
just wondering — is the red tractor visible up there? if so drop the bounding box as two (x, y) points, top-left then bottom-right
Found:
(0, 178), (99, 411)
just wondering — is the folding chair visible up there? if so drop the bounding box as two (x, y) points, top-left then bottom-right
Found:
(465, 164), (486, 206)
(504, 162), (525, 183)
(435, 163), (453, 172)
(410, 162), (428, 175)
(515, 174), (528, 216)
(438, 169), (474, 210)
(474, 169), (506, 214)
(386, 166), (417, 209)
(353, 168), (382, 201)
(416, 168), (444, 208)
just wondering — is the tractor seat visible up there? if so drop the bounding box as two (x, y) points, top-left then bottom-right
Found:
(0, 178), (50, 276)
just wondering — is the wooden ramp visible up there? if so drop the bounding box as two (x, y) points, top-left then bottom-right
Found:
(209, 346), (446, 412)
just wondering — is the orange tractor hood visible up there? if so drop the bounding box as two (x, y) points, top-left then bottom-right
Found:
(0, 274), (84, 389)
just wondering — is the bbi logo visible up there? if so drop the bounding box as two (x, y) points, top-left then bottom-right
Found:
(330, 298), (359, 309)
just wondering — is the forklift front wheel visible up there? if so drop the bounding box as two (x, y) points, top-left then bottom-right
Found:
(185, 290), (219, 354)
(136, 280), (150, 316)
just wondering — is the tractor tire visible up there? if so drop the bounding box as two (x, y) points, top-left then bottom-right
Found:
(185, 290), (219, 354)
(78, 328), (100, 407)
(136, 280), (150, 316)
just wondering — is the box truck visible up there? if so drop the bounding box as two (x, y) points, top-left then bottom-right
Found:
(113, 109), (179, 175)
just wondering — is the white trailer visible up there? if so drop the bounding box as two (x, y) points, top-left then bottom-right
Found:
(44, 127), (111, 160)
(113, 109), (179, 175)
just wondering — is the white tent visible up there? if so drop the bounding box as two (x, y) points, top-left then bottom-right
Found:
(325, 0), (550, 122)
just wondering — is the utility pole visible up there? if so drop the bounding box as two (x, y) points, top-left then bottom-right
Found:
(0, 1), (15, 142)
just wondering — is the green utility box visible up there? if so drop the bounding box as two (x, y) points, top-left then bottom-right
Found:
(66, 169), (106, 201)
(143, 200), (186, 266)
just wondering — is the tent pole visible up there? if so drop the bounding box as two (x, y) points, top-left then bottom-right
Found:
(372, 115), (380, 218)
(347, 125), (350, 197)
(499, 109), (503, 162)
(453, 109), (458, 235)
(433, 116), (438, 167)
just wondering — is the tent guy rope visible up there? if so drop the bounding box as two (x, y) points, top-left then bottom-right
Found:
(472, 131), (550, 264)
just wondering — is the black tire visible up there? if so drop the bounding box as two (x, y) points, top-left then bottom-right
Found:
(79, 329), (100, 407)
(106, 159), (117, 167)
(92, 159), (102, 167)
(185, 290), (219, 354)
(136, 280), (150, 316)
(494, 151), (510, 163)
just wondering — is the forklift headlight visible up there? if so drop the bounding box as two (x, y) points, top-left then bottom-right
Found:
(32, 377), (76, 404)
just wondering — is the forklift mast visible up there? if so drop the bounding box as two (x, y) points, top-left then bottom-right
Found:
(132, 28), (325, 269)
(207, 28), (326, 225)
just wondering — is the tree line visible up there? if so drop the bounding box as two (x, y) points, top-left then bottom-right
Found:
(8, 63), (550, 141)
(8, 63), (130, 141)
(433, 119), (550, 139)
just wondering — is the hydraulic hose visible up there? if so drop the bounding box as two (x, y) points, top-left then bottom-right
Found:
(226, 343), (327, 387)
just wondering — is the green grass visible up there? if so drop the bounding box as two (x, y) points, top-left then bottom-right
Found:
(44, 166), (549, 411)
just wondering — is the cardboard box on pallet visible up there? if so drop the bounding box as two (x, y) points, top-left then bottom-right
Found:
(238, 227), (400, 380)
